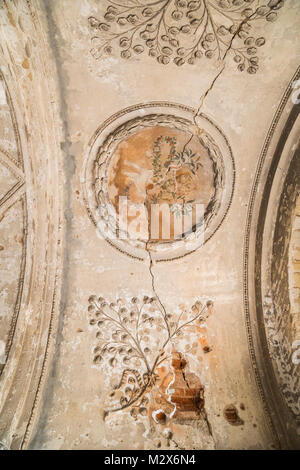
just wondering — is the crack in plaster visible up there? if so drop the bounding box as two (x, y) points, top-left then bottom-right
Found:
(169, 437), (184, 450)
(193, 10), (258, 130)
(145, 235), (170, 338)
(203, 405), (214, 441)
(142, 14), (251, 443)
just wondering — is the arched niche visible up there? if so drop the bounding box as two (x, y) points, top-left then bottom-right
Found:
(244, 67), (300, 449)
(288, 196), (300, 346)
(0, 3), (64, 449)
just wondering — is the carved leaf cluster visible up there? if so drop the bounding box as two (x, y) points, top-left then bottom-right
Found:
(88, 294), (211, 414)
(88, 0), (285, 73)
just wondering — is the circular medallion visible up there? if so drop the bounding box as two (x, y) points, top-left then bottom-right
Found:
(83, 102), (234, 261)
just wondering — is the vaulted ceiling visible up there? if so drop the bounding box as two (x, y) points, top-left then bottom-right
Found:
(0, 0), (299, 450)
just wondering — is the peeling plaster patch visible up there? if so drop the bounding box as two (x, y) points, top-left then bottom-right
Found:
(79, 0), (94, 18)
(0, 81), (7, 105)
(41, 437), (64, 450)
(0, 340), (6, 364)
(152, 409), (166, 424)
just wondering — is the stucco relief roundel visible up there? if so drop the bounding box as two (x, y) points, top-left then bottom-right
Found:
(83, 103), (234, 261)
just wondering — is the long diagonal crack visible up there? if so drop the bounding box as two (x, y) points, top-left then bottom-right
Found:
(203, 405), (214, 441)
(144, 8), (250, 327)
(143, 13), (255, 443)
(145, 238), (170, 338)
(193, 9), (258, 128)
(194, 64), (225, 126)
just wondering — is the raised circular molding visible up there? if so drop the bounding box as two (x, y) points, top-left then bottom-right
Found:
(83, 102), (235, 261)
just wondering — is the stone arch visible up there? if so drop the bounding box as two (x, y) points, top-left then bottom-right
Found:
(244, 67), (300, 449)
(0, 2), (64, 450)
(288, 196), (300, 345)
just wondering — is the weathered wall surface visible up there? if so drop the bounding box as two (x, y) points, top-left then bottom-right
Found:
(0, 0), (299, 450)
